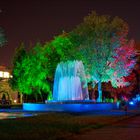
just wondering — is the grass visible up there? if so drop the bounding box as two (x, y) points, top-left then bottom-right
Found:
(0, 112), (131, 140)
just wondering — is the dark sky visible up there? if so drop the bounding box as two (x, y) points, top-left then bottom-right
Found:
(0, 0), (140, 67)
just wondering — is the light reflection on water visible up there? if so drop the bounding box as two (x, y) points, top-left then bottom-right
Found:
(0, 112), (37, 120)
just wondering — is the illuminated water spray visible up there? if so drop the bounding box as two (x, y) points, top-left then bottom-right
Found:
(53, 60), (89, 100)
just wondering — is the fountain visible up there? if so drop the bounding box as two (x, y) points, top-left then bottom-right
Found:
(23, 60), (118, 112)
(53, 60), (89, 101)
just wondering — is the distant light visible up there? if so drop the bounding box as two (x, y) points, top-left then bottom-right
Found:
(129, 101), (134, 105)
(3, 72), (10, 78)
(0, 71), (3, 77)
(0, 71), (11, 78)
(116, 101), (120, 109)
(14, 100), (17, 103)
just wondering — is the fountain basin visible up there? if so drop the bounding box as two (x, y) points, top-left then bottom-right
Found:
(23, 101), (118, 112)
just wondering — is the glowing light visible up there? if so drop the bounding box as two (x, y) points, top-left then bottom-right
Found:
(117, 101), (120, 109)
(3, 72), (10, 78)
(14, 100), (17, 103)
(0, 71), (10, 78)
(129, 101), (134, 105)
(0, 71), (3, 77)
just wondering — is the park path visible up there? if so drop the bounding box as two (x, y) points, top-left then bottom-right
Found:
(71, 115), (140, 140)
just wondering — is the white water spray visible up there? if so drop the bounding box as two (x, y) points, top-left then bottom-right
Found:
(53, 60), (89, 100)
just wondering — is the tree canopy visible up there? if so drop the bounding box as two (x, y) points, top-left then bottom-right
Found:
(10, 43), (54, 100)
(68, 12), (136, 101)
(9, 43), (27, 91)
(11, 11), (136, 102)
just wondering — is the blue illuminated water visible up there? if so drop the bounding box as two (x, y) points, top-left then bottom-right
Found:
(53, 60), (89, 100)
(0, 111), (37, 120)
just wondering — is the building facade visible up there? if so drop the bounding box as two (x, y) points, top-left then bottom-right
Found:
(0, 66), (22, 104)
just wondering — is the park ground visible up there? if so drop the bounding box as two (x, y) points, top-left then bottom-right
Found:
(0, 108), (140, 140)
(71, 111), (140, 140)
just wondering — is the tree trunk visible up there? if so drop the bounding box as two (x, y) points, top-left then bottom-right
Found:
(20, 93), (23, 103)
(40, 93), (44, 102)
(25, 94), (28, 103)
(97, 80), (102, 102)
(34, 93), (38, 102)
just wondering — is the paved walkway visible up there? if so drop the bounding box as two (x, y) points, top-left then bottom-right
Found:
(71, 114), (140, 140)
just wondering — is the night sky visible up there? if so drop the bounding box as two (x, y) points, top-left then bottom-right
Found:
(0, 0), (140, 67)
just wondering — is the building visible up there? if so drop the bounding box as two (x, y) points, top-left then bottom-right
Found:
(0, 66), (22, 104)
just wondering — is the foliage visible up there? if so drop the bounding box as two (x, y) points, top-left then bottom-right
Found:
(10, 11), (136, 102)
(51, 33), (77, 61)
(10, 43), (53, 100)
(10, 35), (76, 100)
(109, 39), (136, 87)
(9, 43), (27, 91)
(69, 11), (136, 101)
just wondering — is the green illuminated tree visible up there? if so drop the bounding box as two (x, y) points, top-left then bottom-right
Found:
(9, 43), (27, 91)
(11, 40), (67, 101)
(69, 12), (136, 102)
(12, 43), (54, 101)
(43, 33), (77, 78)
(11, 38), (69, 102)
(10, 12), (136, 103)
(51, 33), (76, 62)
(0, 27), (7, 47)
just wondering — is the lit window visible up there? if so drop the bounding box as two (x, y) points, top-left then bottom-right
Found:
(3, 72), (10, 78)
(0, 71), (3, 78)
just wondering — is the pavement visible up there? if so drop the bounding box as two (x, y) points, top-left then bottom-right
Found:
(70, 109), (140, 140)
(1, 105), (140, 139)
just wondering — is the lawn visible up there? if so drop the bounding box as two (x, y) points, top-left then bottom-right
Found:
(0, 112), (130, 140)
